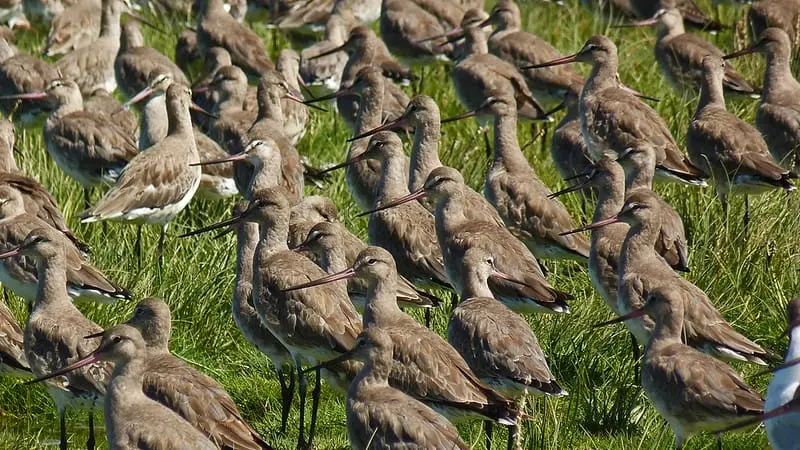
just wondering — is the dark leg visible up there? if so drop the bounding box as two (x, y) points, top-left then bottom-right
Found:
(540, 123), (549, 156)
(86, 408), (95, 450)
(296, 361), (307, 449)
(135, 225), (143, 270)
(308, 367), (322, 447)
(483, 131), (492, 159)
(744, 196), (750, 236)
(631, 332), (641, 382)
(484, 420), (493, 450)
(158, 225), (167, 270)
(506, 424), (519, 450)
(278, 368), (294, 435)
(424, 308), (431, 328)
(717, 435), (722, 450)
(83, 188), (91, 210)
(59, 408), (67, 450)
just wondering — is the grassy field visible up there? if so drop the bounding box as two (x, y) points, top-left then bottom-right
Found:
(0, 0), (796, 448)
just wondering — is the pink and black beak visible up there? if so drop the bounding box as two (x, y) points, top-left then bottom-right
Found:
(593, 308), (647, 328)
(619, 83), (661, 103)
(348, 114), (407, 142)
(123, 86), (155, 109)
(180, 210), (248, 238)
(283, 90), (327, 112)
(303, 86), (356, 105)
(192, 84), (210, 95)
(0, 91), (47, 101)
(723, 44), (760, 60)
(521, 52), (581, 70)
(0, 244), (24, 259)
(317, 152), (370, 175)
(190, 102), (218, 119)
(612, 16), (660, 28)
(417, 26), (464, 45)
(282, 267), (356, 293)
(559, 212), (623, 236)
(441, 97), (497, 124)
(307, 42), (347, 61)
(25, 332), (110, 385)
(357, 188), (427, 217)
(303, 346), (358, 373)
(548, 169), (597, 199)
(190, 152), (247, 167)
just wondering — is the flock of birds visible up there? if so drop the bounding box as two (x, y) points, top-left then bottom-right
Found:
(0, 0), (796, 448)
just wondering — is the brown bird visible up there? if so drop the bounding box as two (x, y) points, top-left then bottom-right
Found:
(300, 10), (358, 91)
(724, 28), (800, 171)
(687, 55), (795, 228)
(124, 298), (272, 450)
(619, 5), (758, 96)
(0, 294), (27, 376)
(549, 84), (595, 191)
(748, 0), (800, 45)
(597, 286), (764, 449)
(83, 87), (138, 138)
(525, 35), (707, 186)
(0, 38), (59, 119)
(195, 0), (274, 76)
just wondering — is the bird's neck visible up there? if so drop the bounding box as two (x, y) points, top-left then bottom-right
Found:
(352, 349), (392, 390)
(247, 160), (281, 199)
(257, 91), (284, 123)
(460, 276), (494, 300)
(782, 327), (800, 374)
(647, 311), (684, 351)
(34, 253), (70, 309)
(586, 59), (618, 93)
(258, 220), (289, 254)
(409, 118), (442, 192)
(657, 21), (684, 41)
(234, 222), (259, 313)
(99, 5), (121, 41)
(354, 84), (383, 136)
(492, 111), (529, 172)
(53, 95), (83, 118)
(167, 104), (194, 137)
(620, 220), (659, 264)
(0, 146), (17, 172)
(624, 163), (654, 191)
(594, 178), (625, 223)
(376, 154), (409, 203)
(107, 357), (148, 412)
(436, 191), (467, 236)
(318, 246), (347, 274)
(697, 75), (726, 115)
(363, 277), (400, 327)
(140, 93), (168, 150)
(764, 51), (799, 103)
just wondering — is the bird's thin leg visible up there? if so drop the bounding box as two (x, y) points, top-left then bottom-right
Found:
(83, 188), (91, 210)
(506, 424), (519, 450)
(308, 367), (322, 447)
(136, 225), (143, 270)
(278, 369), (292, 435)
(717, 435), (722, 450)
(86, 408), (95, 450)
(158, 224), (167, 270)
(631, 332), (641, 382)
(296, 360), (308, 449)
(744, 196), (750, 237)
(483, 130), (492, 159)
(59, 408), (67, 450)
(424, 308), (431, 328)
(485, 420), (493, 450)
(540, 123), (549, 156)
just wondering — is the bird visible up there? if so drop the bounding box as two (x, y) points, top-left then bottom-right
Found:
(724, 28), (800, 171)
(300, 9), (358, 91)
(307, 326), (470, 450)
(0, 295), (28, 376)
(28, 324), (219, 450)
(596, 286), (764, 449)
(0, 38), (59, 119)
(124, 298), (272, 449)
(687, 54), (795, 229)
(0, 185), (129, 303)
(80, 83), (202, 264)
(3, 227), (113, 450)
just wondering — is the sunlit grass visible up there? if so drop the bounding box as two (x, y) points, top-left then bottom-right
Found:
(0, 0), (795, 448)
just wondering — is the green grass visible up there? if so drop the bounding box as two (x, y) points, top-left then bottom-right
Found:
(0, 1), (797, 449)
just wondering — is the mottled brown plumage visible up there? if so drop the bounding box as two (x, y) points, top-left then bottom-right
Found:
(748, 0), (800, 45)
(550, 84), (595, 190)
(83, 88), (138, 138)
(688, 55), (795, 208)
(44, 0), (100, 57)
(380, 0), (461, 62)
(0, 296), (27, 376)
(195, 0), (274, 76)
(125, 298), (271, 450)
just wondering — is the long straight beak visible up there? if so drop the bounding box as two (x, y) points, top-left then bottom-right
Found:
(126, 13), (167, 35)
(303, 347), (357, 373)
(559, 214), (622, 236)
(192, 85), (210, 95)
(612, 17), (659, 27)
(348, 115), (405, 142)
(181, 214), (244, 237)
(490, 268), (541, 292)
(540, 99), (566, 120)
(123, 86), (154, 109)
(190, 152), (246, 166)
(318, 153), (368, 175)
(441, 108), (478, 124)
(593, 308), (646, 328)
(712, 399), (800, 435)
(0, 245), (23, 259)
(308, 43), (347, 61)
(282, 267), (356, 292)
(357, 188), (426, 217)
(303, 87), (355, 105)
(619, 84), (661, 103)
(190, 102), (218, 119)
(416, 25), (463, 45)
(548, 173), (595, 198)
(522, 53), (580, 70)
(0, 91), (47, 101)
(723, 45), (758, 60)
(284, 92), (327, 112)
(26, 350), (103, 385)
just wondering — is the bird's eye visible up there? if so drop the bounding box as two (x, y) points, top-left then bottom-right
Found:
(112, 336), (123, 344)
(367, 258), (377, 265)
